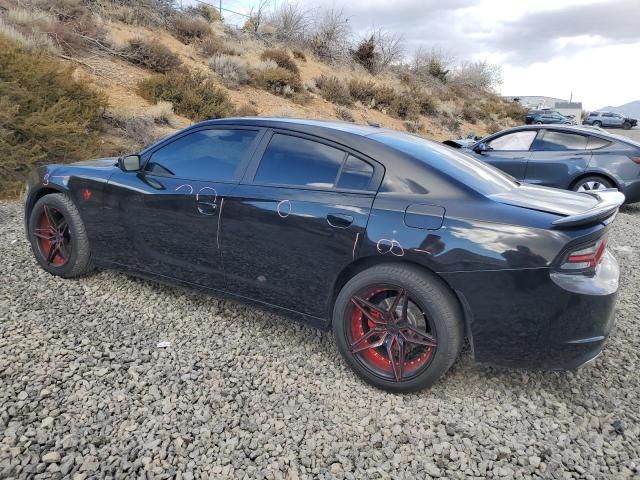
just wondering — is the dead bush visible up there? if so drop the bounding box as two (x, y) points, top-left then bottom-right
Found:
(147, 101), (176, 126)
(0, 36), (107, 196)
(208, 54), (249, 87)
(404, 120), (423, 133)
(196, 35), (227, 57)
(335, 105), (355, 122)
(412, 90), (438, 116)
(185, 4), (222, 23)
(137, 69), (236, 121)
(372, 85), (397, 111)
(103, 110), (157, 148)
(348, 79), (377, 106)
(172, 14), (211, 42)
(236, 104), (259, 116)
(98, 0), (176, 27)
(292, 49), (307, 61)
(124, 37), (181, 73)
(260, 49), (299, 74)
(0, 16), (59, 54)
(251, 66), (302, 96)
(390, 95), (420, 121)
(486, 120), (501, 134)
(316, 75), (352, 106)
(291, 92), (312, 105)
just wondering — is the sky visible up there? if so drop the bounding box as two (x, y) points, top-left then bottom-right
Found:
(189, 0), (640, 110)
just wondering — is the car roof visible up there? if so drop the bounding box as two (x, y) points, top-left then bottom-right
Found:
(479, 124), (639, 148)
(199, 117), (391, 137)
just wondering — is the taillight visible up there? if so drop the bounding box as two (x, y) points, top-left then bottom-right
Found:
(558, 235), (607, 274)
(629, 156), (640, 165)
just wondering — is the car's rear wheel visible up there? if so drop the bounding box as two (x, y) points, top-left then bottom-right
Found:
(622, 121), (631, 130)
(593, 120), (603, 128)
(572, 176), (614, 193)
(333, 264), (463, 392)
(535, 121), (543, 124)
(28, 193), (93, 278)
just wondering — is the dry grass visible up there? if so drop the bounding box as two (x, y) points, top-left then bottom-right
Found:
(208, 54), (249, 87)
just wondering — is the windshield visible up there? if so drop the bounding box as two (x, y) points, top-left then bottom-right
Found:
(370, 131), (519, 195)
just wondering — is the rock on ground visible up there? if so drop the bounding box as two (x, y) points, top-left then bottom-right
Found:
(1, 201), (639, 479)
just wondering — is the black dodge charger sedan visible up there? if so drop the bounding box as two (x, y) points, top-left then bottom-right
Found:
(24, 118), (623, 392)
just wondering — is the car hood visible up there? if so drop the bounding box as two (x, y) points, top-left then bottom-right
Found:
(488, 184), (599, 216)
(72, 157), (119, 168)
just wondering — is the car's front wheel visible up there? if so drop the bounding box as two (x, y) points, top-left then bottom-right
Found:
(593, 120), (603, 128)
(28, 193), (94, 278)
(333, 264), (463, 392)
(622, 121), (632, 130)
(572, 176), (615, 194)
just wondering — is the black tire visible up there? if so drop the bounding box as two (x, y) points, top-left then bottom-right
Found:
(593, 120), (602, 128)
(571, 175), (615, 193)
(535, 121), (543, 125)
(332, 264), (463, 392)
(622, 121), (631, 130)
(28, 193), (94, 278)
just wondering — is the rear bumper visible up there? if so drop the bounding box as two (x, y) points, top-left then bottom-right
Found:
(442, 251), (619, 370)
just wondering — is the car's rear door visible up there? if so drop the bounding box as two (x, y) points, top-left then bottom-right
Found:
(524, 129), (591, 188)
(476, 130), (536, 180)
(102, 126), (263, 288)
(220, 130), (382, 318)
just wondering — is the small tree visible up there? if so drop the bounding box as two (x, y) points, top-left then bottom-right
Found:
(352, 35), (376, 73)
(452, 60), (503, 91)
(244, 0), (270, 33)
(309, 8), (351, 62)
(411, 47), (453, 82)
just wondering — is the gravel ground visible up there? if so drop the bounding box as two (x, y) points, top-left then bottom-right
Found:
(1, 200), (639, 479)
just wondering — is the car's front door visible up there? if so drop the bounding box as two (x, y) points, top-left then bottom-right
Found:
(220, 131), (380, 318)
(102, 126), (262, 288)
(474, 130), (536, 180)
(525, 129), (592, 188)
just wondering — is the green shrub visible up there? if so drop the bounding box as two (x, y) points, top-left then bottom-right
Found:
(0, 36), (107, 196)
(137, 69), (235, 121)
(172, 14), (211, 41)
(260, 49), (299, 75)
(251, 66), (302, 95)
(316, 75), (352, 106)
(125, 37), (181, 73)
(348, 79), (377, 105)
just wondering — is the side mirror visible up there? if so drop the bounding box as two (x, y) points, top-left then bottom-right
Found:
(119, 154), (141, 172)
(473, 142), (491, 154)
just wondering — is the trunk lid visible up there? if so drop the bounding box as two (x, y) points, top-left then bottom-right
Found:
(488, 184), (625, 227)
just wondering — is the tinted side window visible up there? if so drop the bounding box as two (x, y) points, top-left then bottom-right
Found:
(532, 131), (588, 151)
(146, 129), (258, 181)
(587, 136), (611, 150)
(488, 131), (537, 151)
(336, 155), (374, 190)
(254, 134), (345, 188)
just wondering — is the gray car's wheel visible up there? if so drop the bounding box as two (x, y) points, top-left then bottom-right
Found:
(593, 120), (603, 128)
(572, 176), (614, 194)
(28, 193), (94, 278)
(332, 264), (463, 393)
(622, 121), (631, 130)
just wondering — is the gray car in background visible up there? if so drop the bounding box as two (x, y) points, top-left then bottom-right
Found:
(444, 125), (640, 203)
(583, 111), (637, 130)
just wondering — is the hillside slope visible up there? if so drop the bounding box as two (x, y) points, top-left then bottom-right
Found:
(0, 0), (525, 196)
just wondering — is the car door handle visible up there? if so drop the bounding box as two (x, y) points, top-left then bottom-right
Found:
(327, 213), (354, 228)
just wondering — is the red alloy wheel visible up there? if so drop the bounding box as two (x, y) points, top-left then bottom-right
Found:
(33, 205), (71, 267)
(349, 287), (437, 382)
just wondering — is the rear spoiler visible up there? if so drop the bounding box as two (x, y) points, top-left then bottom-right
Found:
(552, 189), (625, 228)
